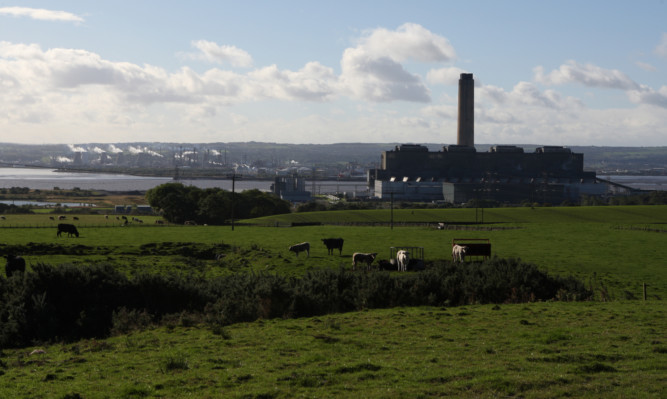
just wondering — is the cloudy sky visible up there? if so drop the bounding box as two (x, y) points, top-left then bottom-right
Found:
(1, 1), (666, 146)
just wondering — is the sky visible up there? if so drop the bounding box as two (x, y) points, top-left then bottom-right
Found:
(0, 1), (666, 147)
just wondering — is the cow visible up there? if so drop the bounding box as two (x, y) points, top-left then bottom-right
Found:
(5, 255), (25, 278)
(73, 216), (79, 220)
(57, 223), (79, 238)
(397, 250), (410, 272)
(184, 220), (197, 225)
(289, 242), (310, 258)
(58, 215), (66, 220)
(321, 238), (344, 256)
(49, 216), (55, 221)
(352, 252), (377, 271)
(452, 244), (468, 262)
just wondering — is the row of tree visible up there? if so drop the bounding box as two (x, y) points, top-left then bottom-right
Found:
(145, 182), (291, 225)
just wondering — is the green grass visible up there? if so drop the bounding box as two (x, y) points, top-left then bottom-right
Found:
(244, 204), (667, 225)
(2, 206), (665, 298)
(1, 302), (664, 398)
(1, 206), (665, 397)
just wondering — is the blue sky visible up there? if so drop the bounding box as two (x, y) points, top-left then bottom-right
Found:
(0, 1), (666, 146)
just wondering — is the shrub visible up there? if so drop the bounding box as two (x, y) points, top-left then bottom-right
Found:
(0, 258), (590, 348)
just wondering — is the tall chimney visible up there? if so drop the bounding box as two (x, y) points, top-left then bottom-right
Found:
(457, 73), (474, 147)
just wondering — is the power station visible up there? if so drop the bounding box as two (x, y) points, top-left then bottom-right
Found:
(369, 73), (609, 204)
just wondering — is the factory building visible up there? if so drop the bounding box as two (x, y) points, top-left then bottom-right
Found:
(369, 73), (609, 204)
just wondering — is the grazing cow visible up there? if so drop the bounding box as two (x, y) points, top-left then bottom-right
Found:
(184, 220), (197, 225)
(352, 252), (377, 270)
(0, 216), (6, 220)
(73, 216), (79, 220)
(58, 215), (66, 220)
(155, 220), (164, 225)
(49, 216), (55, 220)
(57, 223), (79, 238)
(452, 244), (468, 262)
(321, 238), (344, 256)
(105, 215), (109, 219)
(397, 250), (410, 272)
(5, 255), (25, 278)
(289, 242), (310, 258)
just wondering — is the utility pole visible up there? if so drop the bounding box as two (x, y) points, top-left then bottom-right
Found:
(231, 172), (236, 231)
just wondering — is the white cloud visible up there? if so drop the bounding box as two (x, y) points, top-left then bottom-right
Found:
(654, 33), (667, 58)
(248, 62), (338, 102)
(635, 61), (656, 72)
(339, 23), (454, 103)
(184, 40), (253, 68)
(426, 67), (468, 85)
(358, 23), (456, 63)
(534, 61), (639, 90)
(627, 85), (667, 108)
(0, 7), (83, 23)
(478, 82), (571, 109)
(421, 104), (456, 119)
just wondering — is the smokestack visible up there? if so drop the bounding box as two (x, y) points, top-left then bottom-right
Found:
(457, 73), (474, 147)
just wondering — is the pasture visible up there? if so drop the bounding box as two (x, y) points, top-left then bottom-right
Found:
(1, 302), (664, 398)
(1, 205), (665, 299)
(0, 205), (665, 397)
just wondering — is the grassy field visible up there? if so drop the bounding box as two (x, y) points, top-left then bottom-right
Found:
(0, 205), (665, 397)
(1, 206), (665, 299)
(0, 302), (664, 398)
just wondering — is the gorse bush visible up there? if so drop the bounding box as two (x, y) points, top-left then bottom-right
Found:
(0, 258), (591, 348)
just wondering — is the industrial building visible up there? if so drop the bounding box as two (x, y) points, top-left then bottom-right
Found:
(369, 73), (609, 204)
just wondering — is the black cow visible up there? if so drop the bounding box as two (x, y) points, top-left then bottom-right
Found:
(321, 238), (344, 256)
(5, 255), (25, 277)
(57, 223), (79, 237)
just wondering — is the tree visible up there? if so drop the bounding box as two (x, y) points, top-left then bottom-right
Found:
(146, 183), (291, 224)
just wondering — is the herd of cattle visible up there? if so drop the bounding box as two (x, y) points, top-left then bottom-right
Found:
(3, 215), (474, 277)
(288, 238), (470, 272)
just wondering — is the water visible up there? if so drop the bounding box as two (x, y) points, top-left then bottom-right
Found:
(0, 167), (370, 194)
(0, 200), (95, 207)
(1, 168), (663, 193)
(598, 175), (667, 191)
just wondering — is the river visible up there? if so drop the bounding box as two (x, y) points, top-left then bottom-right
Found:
(0, 168), (665, 194)
(0, 167), (371, 195)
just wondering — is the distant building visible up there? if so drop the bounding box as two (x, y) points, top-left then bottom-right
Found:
(368, 73), (614, 204)
(271, 175), (311, 202)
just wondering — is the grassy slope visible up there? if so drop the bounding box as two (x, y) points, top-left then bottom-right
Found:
(0, 206), (665, 397)
(1, 302), (664, 398)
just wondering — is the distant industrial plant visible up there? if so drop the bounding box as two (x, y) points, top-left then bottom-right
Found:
(368, 73), (634, 204)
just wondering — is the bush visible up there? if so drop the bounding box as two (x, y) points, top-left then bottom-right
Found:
(0, 258), (591, 348)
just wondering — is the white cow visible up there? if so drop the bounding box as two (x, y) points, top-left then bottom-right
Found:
(397, 250), (410, 272)
(452, 245), (468, 262)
